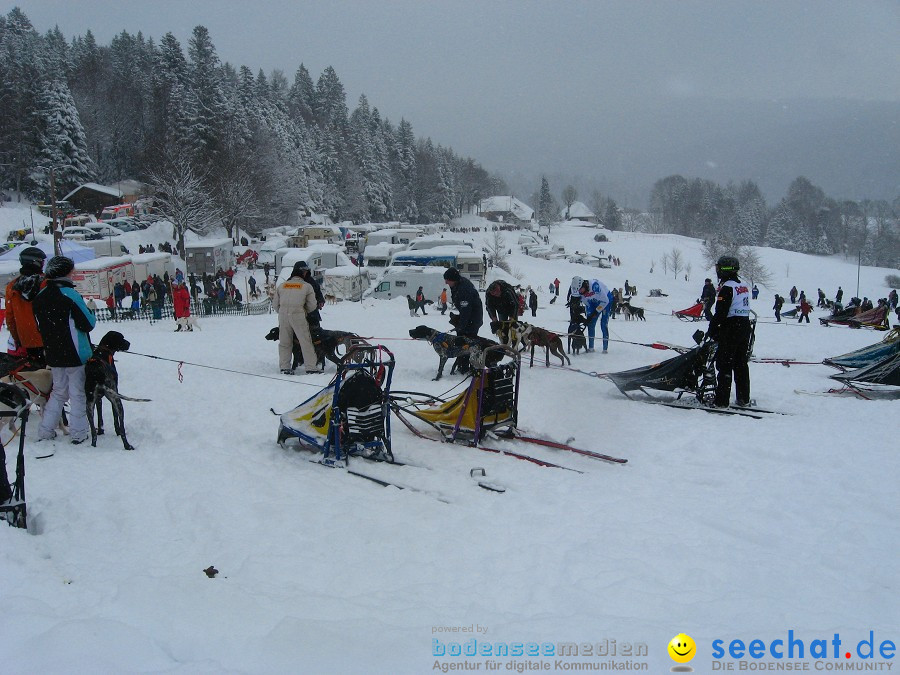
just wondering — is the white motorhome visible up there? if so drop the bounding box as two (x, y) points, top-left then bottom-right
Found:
(72, 256), (135, 300)
(389, 245), (485, 287)
(365, 266), (448, 302)
(255, 236), (289, 266)
(406, 235), (474, 251)
(322, 265), (369, 301)
(361, 227), (423, 252)
(131, 252), (175, 282)
(362, 242), (406, 279)
(275, 244), (353, 278)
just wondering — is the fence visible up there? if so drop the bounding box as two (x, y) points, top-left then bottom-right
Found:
(95, 298), (272, 324)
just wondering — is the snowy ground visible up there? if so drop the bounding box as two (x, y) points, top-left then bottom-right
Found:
(1, 204), (898, 673)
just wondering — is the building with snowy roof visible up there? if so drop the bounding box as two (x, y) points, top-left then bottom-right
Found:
(560, 201), (598, 224)
(478, 196), (534, 225)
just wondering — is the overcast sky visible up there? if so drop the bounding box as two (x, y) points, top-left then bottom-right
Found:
(11, 1), (900, 198)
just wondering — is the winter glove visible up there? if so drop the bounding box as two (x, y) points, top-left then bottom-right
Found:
(449, 313), (460, 326)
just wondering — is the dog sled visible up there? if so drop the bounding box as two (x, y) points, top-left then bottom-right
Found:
(277, 344), (395, 467)
(0, 383), (31, 529)
(828, 351), (900, 397)
(673, 301), (706, 322)
(390, 345), (520, 445)
(604, 331), (718, 405)
(820, 304), (889, 330)
(823, 328), (900, 371)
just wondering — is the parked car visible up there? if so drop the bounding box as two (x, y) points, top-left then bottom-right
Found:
(61, 225), (103, 241)
(87, 223), (126, 238)
(104, 218), (142, 233)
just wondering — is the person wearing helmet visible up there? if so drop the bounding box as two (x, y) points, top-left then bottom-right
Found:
(708, 255), (752, 407)
(5, 246), (47, 361)
(579, 278), (614, 353)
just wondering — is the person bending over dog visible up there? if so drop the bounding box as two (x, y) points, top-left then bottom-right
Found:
(484, 279), (518, 344)
(32, 256), (97, 444)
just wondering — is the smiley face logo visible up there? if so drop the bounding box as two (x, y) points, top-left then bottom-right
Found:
(668, 633), (696, 663)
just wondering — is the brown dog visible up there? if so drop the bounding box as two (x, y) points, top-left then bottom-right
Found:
(516, 322), (571, 367)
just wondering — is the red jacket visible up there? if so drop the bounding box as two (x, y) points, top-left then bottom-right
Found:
(172, 284), (191, 318)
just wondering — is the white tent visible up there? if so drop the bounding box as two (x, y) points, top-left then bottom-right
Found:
(0, 239), (95, 264)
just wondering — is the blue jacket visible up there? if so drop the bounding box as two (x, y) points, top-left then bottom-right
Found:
(33, 278), (96, 367)
(582, 279), (612, 318)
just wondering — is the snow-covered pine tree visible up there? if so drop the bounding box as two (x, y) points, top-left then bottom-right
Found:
(538, 177), (554, 229)
(31, 79), (96, 196)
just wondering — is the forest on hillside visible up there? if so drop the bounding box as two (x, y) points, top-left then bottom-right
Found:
(0, 8), (503, 234)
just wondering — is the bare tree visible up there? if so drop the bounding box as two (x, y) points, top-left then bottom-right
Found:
(213, 165), (261, 242)
(621, 208), (642, 232)
(485, 229), (510, 273)
(150, 157), (218, 258)
(561, 185), (578, 219)
(737, 246), (774, 289)
(685, 261), (692, 281)
(670, 248), (684, 279)
(660, 251), (670, 276)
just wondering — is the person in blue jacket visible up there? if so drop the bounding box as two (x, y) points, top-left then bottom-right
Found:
(579, 278), (613, 353)
(32, 256), (97, 444)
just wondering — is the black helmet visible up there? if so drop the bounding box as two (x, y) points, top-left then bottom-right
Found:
(716, 255), (740, 277)
(19, 246), (47, 267)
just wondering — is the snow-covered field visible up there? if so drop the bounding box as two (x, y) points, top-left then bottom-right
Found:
(1, 202), (898, 673)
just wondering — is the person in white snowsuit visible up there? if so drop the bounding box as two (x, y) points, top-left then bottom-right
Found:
(272, 262), (320, 375)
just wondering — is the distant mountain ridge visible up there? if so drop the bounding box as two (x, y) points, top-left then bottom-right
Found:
(500, 98), (900, 208)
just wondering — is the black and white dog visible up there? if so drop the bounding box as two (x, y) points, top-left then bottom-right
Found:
(408, 325), (500, 380)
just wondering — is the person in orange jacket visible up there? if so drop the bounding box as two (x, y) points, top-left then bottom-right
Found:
(5, 246), (47, 361)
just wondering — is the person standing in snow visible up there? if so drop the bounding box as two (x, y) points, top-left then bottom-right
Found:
(438, 287), (449, 315)
(32, 256), (96, 444)
(773, 294), (784, 322)
(443, 267), (482, 337)
(273, 262), (320, 375)
(798, 296), (812, 323)
(528, 288), (538, 317)
(707, 255), (751, 407)
(415, 286), (428, 316)
(579, 278), (613, 353)
(5, 246), (47, 361)
(172, 280), (192, 330)
(700, 278), (717, 321)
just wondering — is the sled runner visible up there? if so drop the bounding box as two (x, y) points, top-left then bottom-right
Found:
(277, 344), (395, 467)
(391, 345), (520, 445)
(673, 301), (705, 322)
(0, 383), (31, 529)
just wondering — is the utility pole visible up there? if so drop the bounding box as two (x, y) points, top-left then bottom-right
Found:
(49, 167), (62, 256)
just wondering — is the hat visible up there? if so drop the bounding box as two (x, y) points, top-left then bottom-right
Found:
(443, 267), (461, 282)
(19, 246), (47, 267)
(44, 255), (75, 279)
(291, 261), (309, 277)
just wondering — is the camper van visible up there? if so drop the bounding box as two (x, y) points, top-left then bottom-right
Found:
(300, 225), (343, 245)
(389, 245), (485, 287)
(361, 227), (423, 252)
(72, 256), (134, 300)
(365, 266), (447, 303)
(131, 252), (175, 282)
(322, 265), (369, 301)
(79, 238), (129, 257)
(362, 242), (406, 279)
(406, 236), (474, 251)
(255, 236), (289, 266)
(275, 244), (353, 278)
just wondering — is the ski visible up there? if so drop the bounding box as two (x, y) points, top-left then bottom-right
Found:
(309, 458), (452, 503)
(511, 432), (628, 464)
(727, 405), (791, 415)
(653, 400), (764, 419)
(474, 443), (583, 472)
